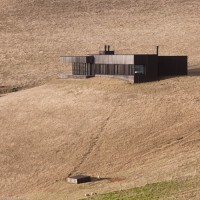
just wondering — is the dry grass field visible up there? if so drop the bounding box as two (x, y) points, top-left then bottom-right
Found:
(1, 0), (200, 87)
(0, 77), (200, 199)
(0, 0), (200, 199)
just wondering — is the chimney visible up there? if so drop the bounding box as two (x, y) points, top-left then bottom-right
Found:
(156, 46), (159, 56)
(104, 45), (107, 52)
(108, 45), (110, 51)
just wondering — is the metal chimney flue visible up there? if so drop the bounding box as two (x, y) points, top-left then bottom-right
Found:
(157, 46), (159, 56)
(104, 45), (107, 52)
(100, 45), (115, 55)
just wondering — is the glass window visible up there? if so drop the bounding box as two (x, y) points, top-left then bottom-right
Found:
(134, 65), (145, 75)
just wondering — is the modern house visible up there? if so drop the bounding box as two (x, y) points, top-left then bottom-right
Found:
(60, 45), (188, 83)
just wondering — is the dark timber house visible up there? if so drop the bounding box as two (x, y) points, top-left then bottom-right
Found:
(60, 45), (188, 83)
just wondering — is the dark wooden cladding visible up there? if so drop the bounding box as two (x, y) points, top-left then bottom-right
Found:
(158, 56), (188, 76)
(134, 55), (158, 83)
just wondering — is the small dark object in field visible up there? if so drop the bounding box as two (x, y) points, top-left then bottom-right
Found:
(67, 175), (91, 184)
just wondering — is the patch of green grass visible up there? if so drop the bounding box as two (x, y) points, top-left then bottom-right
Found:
(87, 178), (200, 200)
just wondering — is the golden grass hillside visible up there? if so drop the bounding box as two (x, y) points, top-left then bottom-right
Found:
(0, 0), (200, 199)
(0, 0), (200, 87)
(0, 77), (200, 199)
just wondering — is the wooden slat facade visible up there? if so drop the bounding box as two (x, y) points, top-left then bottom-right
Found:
(94, 64), (134, 75)
(72, 63), (134, 76)
(72, 63), (95, 76)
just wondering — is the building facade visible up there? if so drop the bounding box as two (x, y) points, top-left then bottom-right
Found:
(60, 45), (188, 83)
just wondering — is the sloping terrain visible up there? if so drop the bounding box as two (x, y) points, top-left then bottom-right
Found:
(89, 178), (200, 200)
(0, 0), (200, 87)
(0, 77), (200, 199)
(0, 0), (200, 199)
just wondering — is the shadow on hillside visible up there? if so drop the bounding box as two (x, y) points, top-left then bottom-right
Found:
(159, 67), (200, 81)
(91, 177), (111, 182)
(91, 177), (126, 183)
(188, 68), (200, 76)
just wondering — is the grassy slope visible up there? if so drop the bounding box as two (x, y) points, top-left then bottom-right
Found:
(0, 77), (200, 199)
(88, 178), (200, 200)
(0, 0), (200, 87)
(0, 0), (200, 199)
